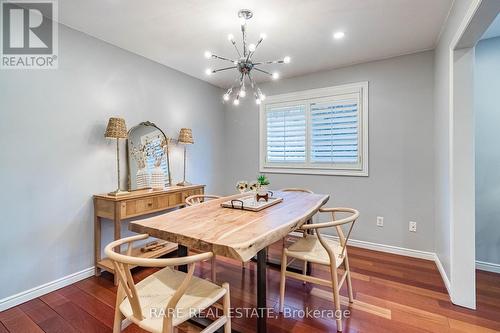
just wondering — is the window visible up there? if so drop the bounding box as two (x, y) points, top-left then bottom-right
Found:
(260, 82), (368, 176)
(266, 104), (306, 163)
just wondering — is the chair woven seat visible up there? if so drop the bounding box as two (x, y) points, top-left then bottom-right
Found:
(285, 235), (345, 267)
(120, 267), (226, 332)
(104, 233), (231, 333)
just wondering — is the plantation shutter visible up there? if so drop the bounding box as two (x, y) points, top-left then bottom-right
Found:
(310, 98), (360, 164)
(266, 104), (306, 163)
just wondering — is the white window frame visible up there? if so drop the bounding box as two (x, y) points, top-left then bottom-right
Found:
(259, 82), (369, 176)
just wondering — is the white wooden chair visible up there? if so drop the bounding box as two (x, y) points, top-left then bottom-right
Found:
(185, 195), (222, 282)
(105, 234), (231, 333)
(280, 188), (314, 194)
(279, 207), (359, 332)
(280, 188), (315, 275)
(185, 195), (221, 206)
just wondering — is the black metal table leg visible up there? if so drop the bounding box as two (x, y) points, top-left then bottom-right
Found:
(306, 261), (312, 275)
(257, 247), (267, 333)
(177, 244), (188, 273)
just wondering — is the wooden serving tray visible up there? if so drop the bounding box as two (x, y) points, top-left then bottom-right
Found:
(221, 195), (283, 211)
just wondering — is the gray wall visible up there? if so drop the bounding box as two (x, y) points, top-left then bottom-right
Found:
(433, 0), (476, 281)
(0, 24), (225, 299)
(224, 51), (435, 252)
(475, 36), (500, 265)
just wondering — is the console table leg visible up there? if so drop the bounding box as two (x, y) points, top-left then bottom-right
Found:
(94, 214), (102, 276)
(113, 203), (121, 285)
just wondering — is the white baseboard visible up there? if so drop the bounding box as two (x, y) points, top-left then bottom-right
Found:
(289, 231), (450, 297)
(434, 254), (452, 296)
(0, 267), (95, 312)
(290, 232), (435, 261)
(341, 237), (436, 261)
(476, 260), (500, 274)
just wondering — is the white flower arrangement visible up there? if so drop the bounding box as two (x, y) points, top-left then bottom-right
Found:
(236, 181), (248, 193)
(248, 181), (259, 192)
(237, 175), (270, 193)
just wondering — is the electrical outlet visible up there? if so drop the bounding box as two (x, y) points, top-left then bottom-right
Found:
(409, 221), (417, 232)
(376, 216), (384, 227)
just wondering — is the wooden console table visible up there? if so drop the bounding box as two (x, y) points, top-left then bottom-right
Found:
(93, 184), (205, 284)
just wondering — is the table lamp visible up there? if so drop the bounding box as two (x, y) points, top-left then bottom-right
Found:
(177, 128), (194, 186)
(105, 117), (129, 196)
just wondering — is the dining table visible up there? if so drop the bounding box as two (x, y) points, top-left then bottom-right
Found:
(129, 190), (330, 333)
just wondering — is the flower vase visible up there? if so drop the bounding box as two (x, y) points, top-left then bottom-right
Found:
(257, 185), (268, 196)
(150, 167), (165, 190)
(136, 168), (150, 189)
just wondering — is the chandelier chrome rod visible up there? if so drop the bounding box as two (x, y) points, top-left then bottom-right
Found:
(234, 73), (245, 102)
(241, 24), (247, 56)
(248, 73), (264, 103)
(230, 39), (242, 57)
(240, 78), (245, 92)
(253, 67), (273, 76)
(254, 59), (287, 65)
(210, 54), (235, 63)
(248, 72), (256, 88)
(212, 66), (237, 73)
(248, 73), (260, 96)
(247, 37), (264, 61)
(223, 74), (243, 101)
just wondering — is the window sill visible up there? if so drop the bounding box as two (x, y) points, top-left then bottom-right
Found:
(260, 166), (369, 177)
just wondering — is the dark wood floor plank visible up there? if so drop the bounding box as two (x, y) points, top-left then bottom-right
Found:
(40, 291), (111, 333)
(18, 298), (78, 333)
(0, 307), (44, 333)
(57, 284), (115, 328)
(74, 278), (117, 308)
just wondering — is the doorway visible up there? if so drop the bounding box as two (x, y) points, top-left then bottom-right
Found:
(474, 17), (500, 276)
(449, 0), (500, 309)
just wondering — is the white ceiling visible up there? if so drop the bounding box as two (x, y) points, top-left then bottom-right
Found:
(481, 13), (500, 40)
(59, 0), (453, 88)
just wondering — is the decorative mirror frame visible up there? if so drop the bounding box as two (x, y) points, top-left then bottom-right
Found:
(126, 121), (173, 190)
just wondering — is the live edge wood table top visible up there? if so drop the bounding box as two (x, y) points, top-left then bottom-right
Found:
(129, 190), (328, 333)
(129, 191), (330, 262)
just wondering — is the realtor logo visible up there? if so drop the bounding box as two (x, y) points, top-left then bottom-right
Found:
(1, 0), (58, 69)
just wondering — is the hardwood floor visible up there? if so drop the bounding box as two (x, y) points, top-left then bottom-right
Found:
(1, 243), (499, 333)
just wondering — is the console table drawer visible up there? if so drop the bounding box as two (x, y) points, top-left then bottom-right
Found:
(124, 194), (173, 218)
(168, 192), (183, 206)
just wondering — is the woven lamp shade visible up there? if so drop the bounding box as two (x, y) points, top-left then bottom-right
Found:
(178, 128), (194, 144)
(104, 117), (128, 139)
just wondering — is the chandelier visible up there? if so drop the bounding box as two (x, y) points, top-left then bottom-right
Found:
(204, 9), (290, 105)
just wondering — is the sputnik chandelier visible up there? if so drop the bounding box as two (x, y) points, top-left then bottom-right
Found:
(204, 9), (290, 105)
